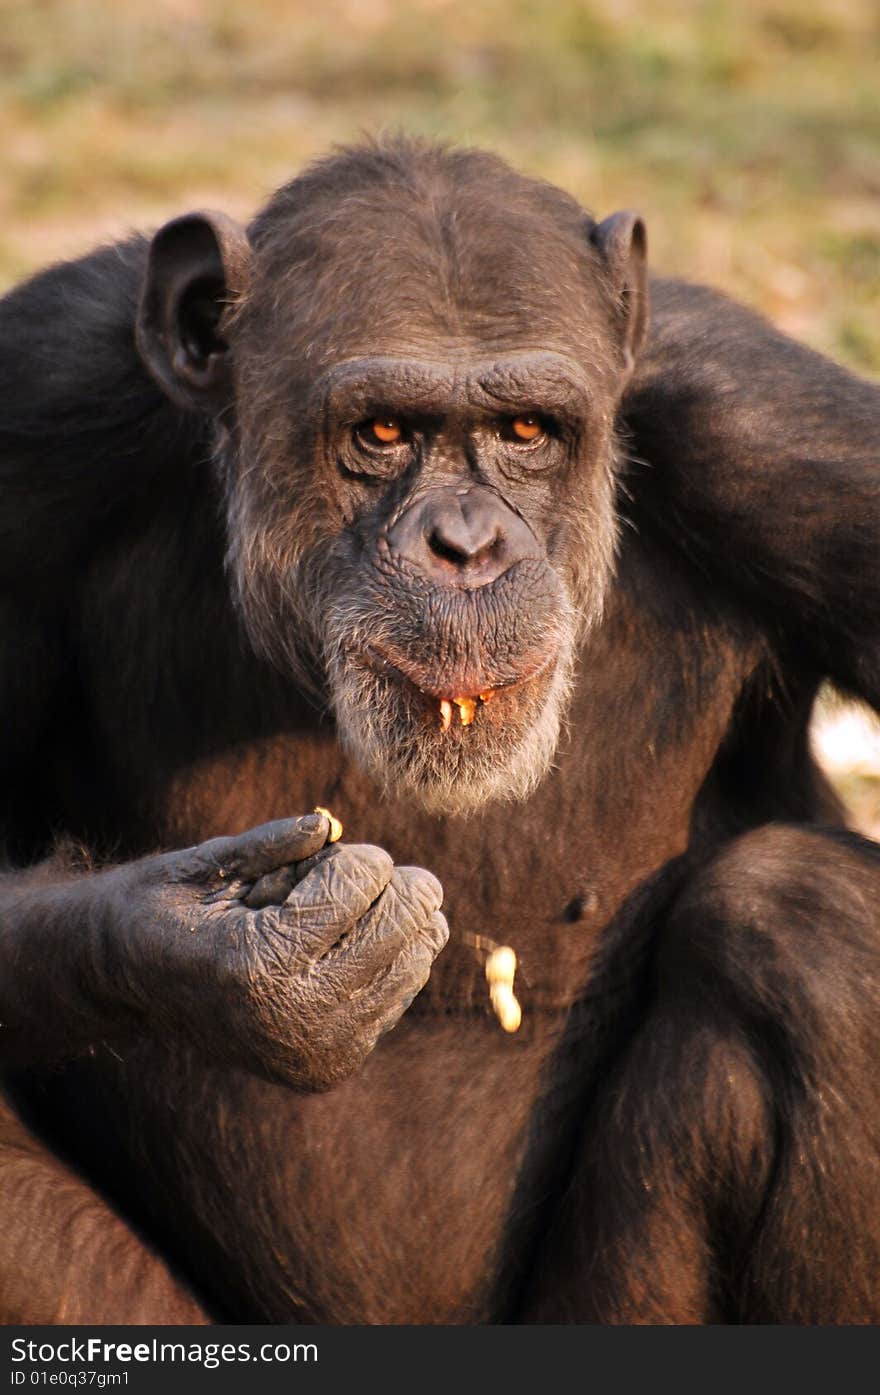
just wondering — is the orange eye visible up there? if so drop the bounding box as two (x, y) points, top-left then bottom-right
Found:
(369, 418), (402, 445)
(510, 414), (544, 442)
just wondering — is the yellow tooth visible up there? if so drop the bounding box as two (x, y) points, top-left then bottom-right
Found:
(479, 690), (496, 703)
(439, 700), (453, 732)
(453, 696), (476, 726)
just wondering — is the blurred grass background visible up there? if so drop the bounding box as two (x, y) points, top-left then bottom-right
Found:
(1, 0), (878, 829)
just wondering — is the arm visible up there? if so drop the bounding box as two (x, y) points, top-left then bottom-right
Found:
(0, 544), (446, 1090)
(622, 278), (880, 707)
(0, 817), (447, 1087)
(0, 237), (200, 579)
(0, 252), (448, 1090)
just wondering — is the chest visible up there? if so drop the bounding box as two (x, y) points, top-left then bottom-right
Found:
(65, 544), (753, 1019)
(100, 1017), (559, 1322)
(46, 540), (758, 1320)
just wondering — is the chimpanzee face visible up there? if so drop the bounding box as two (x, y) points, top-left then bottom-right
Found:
(290, 361), (586, 811)
(136, 140), (646, 812)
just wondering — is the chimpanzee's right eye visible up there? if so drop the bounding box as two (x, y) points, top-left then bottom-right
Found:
(355, 417), (404, 449)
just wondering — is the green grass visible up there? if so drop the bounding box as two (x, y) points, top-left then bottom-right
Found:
(1, 0), (878, 371)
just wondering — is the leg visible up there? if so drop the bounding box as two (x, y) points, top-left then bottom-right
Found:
(520, 825), (880, 1324)
(0, 1092), (209, 1324)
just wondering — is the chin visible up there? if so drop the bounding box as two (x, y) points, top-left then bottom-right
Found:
(328, 638), (576, 816)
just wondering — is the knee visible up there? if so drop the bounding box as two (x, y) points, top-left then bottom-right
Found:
(662, 824), (880, 1024)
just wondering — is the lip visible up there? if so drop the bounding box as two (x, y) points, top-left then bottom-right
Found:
(360, 642), (558, 703)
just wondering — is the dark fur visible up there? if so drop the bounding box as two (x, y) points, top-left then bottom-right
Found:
(0, 136), (879, 1324)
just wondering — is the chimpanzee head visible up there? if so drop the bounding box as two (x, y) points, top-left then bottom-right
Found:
(136, 137), (647, 813)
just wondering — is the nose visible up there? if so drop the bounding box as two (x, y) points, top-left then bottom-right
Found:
(428, 492), (503, 569)
(386, 486), (539, 587)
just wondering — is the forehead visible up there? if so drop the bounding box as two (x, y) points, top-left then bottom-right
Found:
(321, 351), (594, 421)
(242, 171), (615, 367)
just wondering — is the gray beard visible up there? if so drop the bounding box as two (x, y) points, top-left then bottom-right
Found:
(222, 446), (612, 814)
(321, 597), (579, 816)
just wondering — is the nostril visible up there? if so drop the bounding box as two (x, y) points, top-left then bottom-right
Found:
(429, 528), (474, 566)
(385, 487), (526, 584)
(428, 529), (459, 565)
(427, 522), (504, 569)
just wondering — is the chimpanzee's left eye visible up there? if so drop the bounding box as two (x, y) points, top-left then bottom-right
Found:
(502, 414), (548, 445)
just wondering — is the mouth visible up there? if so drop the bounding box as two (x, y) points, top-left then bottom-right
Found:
(361, 643), (558, 732)
(328, 622), (575, 813)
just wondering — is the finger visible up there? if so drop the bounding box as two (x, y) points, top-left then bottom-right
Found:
(352, 912), (448, 1038)
(195, 815), (331, 883)
(322, 871), (448, 990)
(276, 844), (395, 954)
(284, 845), (336, 884)
(424, 908), (450, 955)
(246, 843), (338, 904)
(243, 865), (298, 910)
(392, 867), (444, 917)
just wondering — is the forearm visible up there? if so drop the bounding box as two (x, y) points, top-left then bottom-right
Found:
(0, 857), (140, 1066)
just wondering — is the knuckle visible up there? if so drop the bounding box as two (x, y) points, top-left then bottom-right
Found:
(426, 910), (450, 951)
(322, 844), (394, 903)
(394, 954), (432, 998)
(189, 834), (233, 875)
(392, 866), (444, 913)
(337, 843), (395, 880)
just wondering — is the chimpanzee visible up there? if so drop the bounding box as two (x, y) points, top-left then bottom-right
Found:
(0, 136), (878, 1325)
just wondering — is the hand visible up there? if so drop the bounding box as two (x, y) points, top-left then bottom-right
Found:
(103, 814), (448, 1089)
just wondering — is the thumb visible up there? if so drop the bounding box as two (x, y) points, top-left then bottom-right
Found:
(194, 815), (332, 883)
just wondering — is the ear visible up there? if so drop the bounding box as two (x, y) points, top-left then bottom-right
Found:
(136, 211), (252, 413)
(590, 211), (648, 373)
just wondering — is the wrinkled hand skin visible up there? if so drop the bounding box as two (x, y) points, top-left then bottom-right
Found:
(104, 814), (449, 1090)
